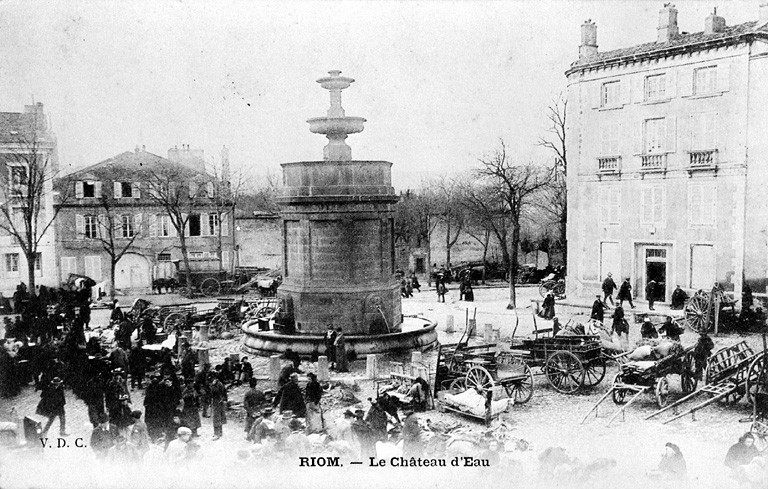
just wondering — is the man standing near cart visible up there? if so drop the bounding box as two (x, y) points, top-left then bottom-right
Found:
(602, 272), (617, 307)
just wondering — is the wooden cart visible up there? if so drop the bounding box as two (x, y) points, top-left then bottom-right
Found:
(507, 335), (606, 394)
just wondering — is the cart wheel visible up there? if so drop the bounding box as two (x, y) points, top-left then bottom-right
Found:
(209, 314), (230, 336)
(680, 352), (698, 394)
(611, 373), (628, 405)
(746, 352), (767, 406)
(583, 357), (607, 387)
(201, 278), (221, 297)
(684, 293), (711, 334)
(655, 377), (670, 408)
(505, 363), (534, 404)
(449, 378), (467, 394)
(553, 282), (566, 298)
(538, 281), (552, 298)
(465, 366), (495, 393)
(177, 286), (193, 298)
(544, 350), (585, 394)
(164, 312), (187, 332)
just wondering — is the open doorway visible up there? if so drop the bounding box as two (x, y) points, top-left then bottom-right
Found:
(646, 261), (667, 302)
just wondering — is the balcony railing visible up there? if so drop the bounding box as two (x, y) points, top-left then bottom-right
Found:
(689, 149), (718, 169)
(640, 153), (667, 172)
(597, 156), (621, 174)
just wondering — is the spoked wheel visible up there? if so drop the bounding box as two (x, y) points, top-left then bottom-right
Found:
(538, 281), (554, 298)
(449, 377), (467, 394)
(655, 377), (670, 408)
(583, 357), (607, 387)
(209, 314), (231, 337)
(504, 363), (534, 404)
(177, 286), (193, 298)
(465, 366), (495, 394)
(611, 373), (628, 404)
(544, 351), (585, 394)
(746, 353), (767, 405)
(680, 352), (698, 394)
(201, 278), (221, 297)
(553, 282), (566, 298)
(684, 293), (712, 333)
(164, 312), (187, 332)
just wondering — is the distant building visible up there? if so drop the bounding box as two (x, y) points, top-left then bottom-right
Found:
(0, 103), (59, 295)
(566, 4), (768, 303)
(234, 211), (282, 270)
(55, 147), (234, 295)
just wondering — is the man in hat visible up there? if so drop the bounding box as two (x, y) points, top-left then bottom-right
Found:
(110, 299), (125, 325)
(91, 412), (118, 459)
(274, 372), (306, 417)
(243, 378), (267, 434)
(209, 372), (227, 440)
(659, 317), (684, 343)
(334, 327), (348, 373)
(126, 410), (150, 461)
(128, 341), (146, 390)
(645, 280), (658, 311)
(283, 348), (301, 370)
(324, 327), (337, 370)
(590, 295), (605, 322)
(37, 376), (68, 436)
(165, 426), (195, 465)
(246, 408), (275, 443)
(602, 272), (617, 306)
(304, 372), (323, 433)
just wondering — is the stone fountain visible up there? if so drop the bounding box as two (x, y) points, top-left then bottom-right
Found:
(241, 71), (437, 357)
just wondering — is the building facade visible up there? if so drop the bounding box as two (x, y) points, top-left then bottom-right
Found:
(55, 147), (235, 295)
(0, 103), (59, 296)
(566, 4), (768, 304)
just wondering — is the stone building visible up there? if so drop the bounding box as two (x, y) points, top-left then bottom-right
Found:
(0, 103), (59, 296)
(55, 147), (234, 295)
(566, 4), (768, 304)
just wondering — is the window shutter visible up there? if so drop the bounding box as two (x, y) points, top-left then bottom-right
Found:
(94, 181), (102, 198)
(206, 182), (214, 197)
(200, 213), (209, 236)
(222, 250), (229, 268)
(222, 212), (229, 236)
(75, 214), (85, 236)
(632, 120), (643, 155)
(665, 116), (677, 153)
(182, 213), (189, 237)
(188, 182), (198, 198)
(592, 82), (602, 109)
(134, 213), (142, 235)
(717, 63), (730, 92)
(621, 78), (631, 105)
(76, 182), (84, 199)
(98, 214), (106, 238)
(170, 216), (178, 238)
(113, 181), (122, 198)
(133, 182), (141, 199)
(665, 70), (677, 98)
(679, 67), (693, 97)
(149, 214), (157, 237)
(115, 215), (123, 237)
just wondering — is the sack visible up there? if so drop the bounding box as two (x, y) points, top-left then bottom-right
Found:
(629, 345), (653, 361)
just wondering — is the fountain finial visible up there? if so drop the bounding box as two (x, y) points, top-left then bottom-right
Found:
(307, 70), (366, 161)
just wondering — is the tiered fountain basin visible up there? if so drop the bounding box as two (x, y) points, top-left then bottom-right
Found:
(241, 315), (438, 356)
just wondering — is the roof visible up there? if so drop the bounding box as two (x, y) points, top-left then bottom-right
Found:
(567, 20), (768, 75)
(65, 149), (210, 180)
(0, 110), (52, 144)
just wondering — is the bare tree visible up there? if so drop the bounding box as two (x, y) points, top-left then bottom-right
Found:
(538, 95), (568, 267)
(393, 182), (441, 282)
(434, 176), (465, 268)
(207, 158), (246, 275)
(0, 133), (69, 297)
(476, 140), (552, 309)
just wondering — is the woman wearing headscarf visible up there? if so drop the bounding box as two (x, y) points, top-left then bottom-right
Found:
(655, 442), (687, 480)
(724, 432), (760, 469)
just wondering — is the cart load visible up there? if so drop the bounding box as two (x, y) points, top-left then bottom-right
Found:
(442, 388), (508, 419)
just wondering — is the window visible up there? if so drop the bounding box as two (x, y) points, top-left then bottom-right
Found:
(189, 252), (205, 259)
(691, 113), (717, 150)
(694, 66), (717, 95)
(641, 186), (665, 225)
(208, 214), (219, 236)
(158, 215), (172, 237)
(157, 253), (172, 262)
(690, 245), (715, 289)
(85, 215), (98, 239)
(5, 253), (19, 273)
(600, 122), (619, 155)
(644, 118), (665, 154)
(121, 215), (134, 238)
(61, 257), (77, 278)
(83, 181), (95, 198)
(9, 165), (27, 196)
(599, 187), (621, 225)
(688, 183), (716, 226)
(34, 252), (42, 272)
(121, 182), (132, 198)
(84, 255), (101, 281)
(645, 74), (666, 101)
(601, 81), (620, 106)
(188, 215), (201, 237)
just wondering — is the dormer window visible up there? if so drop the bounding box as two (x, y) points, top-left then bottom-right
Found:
(121, 182), (133, 198)
(83, 181), (95, 198)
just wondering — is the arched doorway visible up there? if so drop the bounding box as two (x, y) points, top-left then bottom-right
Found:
(115, 253), (151, 291)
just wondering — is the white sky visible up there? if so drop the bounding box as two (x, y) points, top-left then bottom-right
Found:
(0, 0), (761, 189)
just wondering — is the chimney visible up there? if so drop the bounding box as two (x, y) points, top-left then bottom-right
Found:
(221, 145), (230, 182)
(704, 8), (726, 34)
(141, 145), (146, 152)
(579, 20), (598, 59)
(761, 3), (768, 24)
(657, 3), (679, 43)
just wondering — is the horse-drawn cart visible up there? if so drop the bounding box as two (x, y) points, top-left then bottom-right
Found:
(507, 335), (606, 394)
